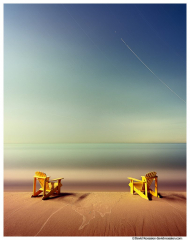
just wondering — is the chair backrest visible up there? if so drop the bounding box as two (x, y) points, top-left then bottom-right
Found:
(145, 171), (157, 188)
(35, 171), (50, 190)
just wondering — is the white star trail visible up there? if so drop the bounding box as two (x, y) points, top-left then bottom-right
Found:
(121, 38), (186, 103)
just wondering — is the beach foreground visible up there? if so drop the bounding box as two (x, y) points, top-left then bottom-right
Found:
(4, 191), (186, 236)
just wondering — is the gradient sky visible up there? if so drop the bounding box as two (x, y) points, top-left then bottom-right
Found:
(4, 4), (186, 143)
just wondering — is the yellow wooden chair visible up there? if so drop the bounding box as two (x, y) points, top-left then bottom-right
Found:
(128, 171), (159, 200)
(31, 171), (64, 200)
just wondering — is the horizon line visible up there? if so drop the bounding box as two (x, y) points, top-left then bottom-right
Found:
(3, 142), (186, 144)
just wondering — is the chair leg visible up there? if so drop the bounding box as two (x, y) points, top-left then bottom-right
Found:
(43, 178), (47, 198)
(57, 180), (62, 195)
(42, 187), (58, 200)
(33, 177), (36, 196)
(145, 182), (148, 199)
(31, 177), (43, 197)
(149, 178), (159, 198)
(155, 177), (158, 197)
(31, 190), (43, 197)
(134, 187), (149, 200)
(130, 180), (134, 195)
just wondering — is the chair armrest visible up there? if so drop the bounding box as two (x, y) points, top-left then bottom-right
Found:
(33, 175), (46, 179)
(52, 178), (64, 181)
(128, 177), (142, 182)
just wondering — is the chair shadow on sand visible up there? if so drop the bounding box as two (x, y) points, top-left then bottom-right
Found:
(33, 192), (91, 202)
(131, 192), (185, 201)
(157, 193), (186, 201)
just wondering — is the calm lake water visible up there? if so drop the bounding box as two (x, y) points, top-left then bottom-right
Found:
(4, 143), (186, 192)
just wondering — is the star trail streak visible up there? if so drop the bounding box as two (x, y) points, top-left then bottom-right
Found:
(121, 38), (186, 103)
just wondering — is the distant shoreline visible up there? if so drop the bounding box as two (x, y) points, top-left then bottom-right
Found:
(4, 142), (187, 144)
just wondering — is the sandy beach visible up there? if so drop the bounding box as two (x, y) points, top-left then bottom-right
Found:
(4, 191), (186, 237)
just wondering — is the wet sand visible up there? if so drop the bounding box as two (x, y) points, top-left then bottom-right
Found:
(4, 191), (186, 236)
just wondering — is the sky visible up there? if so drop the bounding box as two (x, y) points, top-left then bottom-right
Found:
(4, 3), (186, 144)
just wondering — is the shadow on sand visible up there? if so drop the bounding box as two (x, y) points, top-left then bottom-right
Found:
(74, 193), (90, 202)
(145, 192), (186, 201)
(158, 193), (186, 201)
(41, 192), (90, 202)
(132, 192), (184, 201)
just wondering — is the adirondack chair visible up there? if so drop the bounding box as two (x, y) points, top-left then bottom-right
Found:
(128, 171), (159, 200)
(31, 171), (64, 200)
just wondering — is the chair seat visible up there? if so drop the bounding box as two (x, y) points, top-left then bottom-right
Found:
(39, 182), (58, 192)
(129, 182), (144, 191)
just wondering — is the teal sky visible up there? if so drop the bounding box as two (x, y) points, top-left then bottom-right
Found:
(4, 4), (186, 143)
